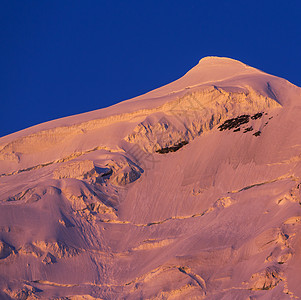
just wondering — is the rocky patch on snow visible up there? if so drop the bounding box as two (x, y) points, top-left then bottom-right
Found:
(218, 114), (251, 131)
(218, 112), (266, 135)
(156, 140), (188, 154)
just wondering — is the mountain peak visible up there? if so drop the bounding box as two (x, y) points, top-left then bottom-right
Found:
(198, 56), (247, 65)
(137, 56), (266, 101)
(185, 56), (262, 80)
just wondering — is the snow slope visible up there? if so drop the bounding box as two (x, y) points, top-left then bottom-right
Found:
(1, 57), (301, 299)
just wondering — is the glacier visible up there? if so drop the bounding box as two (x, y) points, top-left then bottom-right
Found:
(1, 57), (301, 299)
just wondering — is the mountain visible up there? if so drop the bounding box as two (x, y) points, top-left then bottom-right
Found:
(1, 57), (301, 299)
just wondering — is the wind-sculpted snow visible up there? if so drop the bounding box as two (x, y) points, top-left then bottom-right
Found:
(0, 85), (280, 175)
(125, 86), (280, 153)
(1, 57), (301, 299)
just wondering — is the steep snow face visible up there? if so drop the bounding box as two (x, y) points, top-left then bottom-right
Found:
(1, 57), (301, 299)
(124, 86), (279, 152)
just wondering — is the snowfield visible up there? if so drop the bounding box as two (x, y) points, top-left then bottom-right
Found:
(1, 57), (301, 299)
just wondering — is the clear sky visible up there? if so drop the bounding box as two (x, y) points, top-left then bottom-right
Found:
(1, 1), (301, 137)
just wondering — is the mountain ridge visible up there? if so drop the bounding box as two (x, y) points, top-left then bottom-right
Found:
(1, 57), (301, 299)
(0, 56), (293, 143)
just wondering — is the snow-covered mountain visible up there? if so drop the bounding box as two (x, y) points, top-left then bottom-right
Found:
(1, 57), (301, 299)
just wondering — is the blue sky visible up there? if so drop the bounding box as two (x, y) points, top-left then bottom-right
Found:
(1, 1), (301, 137)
